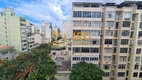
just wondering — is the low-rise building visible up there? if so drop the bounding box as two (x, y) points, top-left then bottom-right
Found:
(0, 46), (16, 60)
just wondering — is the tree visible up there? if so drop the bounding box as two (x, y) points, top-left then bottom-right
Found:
(0, 43), (56, 80)
(70, 62), (105, 80)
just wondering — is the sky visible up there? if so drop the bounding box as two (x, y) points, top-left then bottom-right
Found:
(0, 0), (124, 30)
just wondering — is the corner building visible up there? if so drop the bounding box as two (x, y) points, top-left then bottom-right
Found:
(72, 1), (142, 80)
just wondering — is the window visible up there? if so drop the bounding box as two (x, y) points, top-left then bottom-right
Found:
(121, 39), (129, 45)
(73, 20), (82, 27)
(136, 48), (141, 54)
(134, 64), (139, 70)
(116, 22), (119, 29)
(123, 21), (130, 27)
(81, 57), (89, 61)
(105, 39), (112, 44)
(140, 22), (142, 29)
(73, 11), (82, 17)
(139, 73), (142, 78)
(118, 72), (125, 77)
(92, 39), (100, 45)
(82, 21), (91, 27)
(72, 57), (80, 61)
(92, 21), (101, 27)
(74, 4), (81, 7)
(91, 48), (99, 53)
(135, 57), (140, 62)
(137, 40), (142, 45)
(106, 21), (114, 27)
(104, 48), (112, 53)
(133, 72), (138, 77)
(91, 30), (100, 36)
(105, 72), (110, 77)
(105, 30), (113, 36)
(92, 12), (101, 18)
(122, 30), (129, 36)
(90, 57), (98, 61)
(82, 11), (91, 18)
(104, 56), (111, 61)
(118, 64), (126, 69)
(120, 48), (127, 53)
(120, 56), (127, 62)
(81, 47), (89, 53)
(106, 11), (115, 18)
(73, 47), (80, 53)
(141, 13), (142, 21)
(123, 12), (132, 20)
(139, 31), (142, 37)
(103, 64), (110, 70)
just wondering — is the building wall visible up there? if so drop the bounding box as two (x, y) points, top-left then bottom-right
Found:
(62, 21), (72, 40)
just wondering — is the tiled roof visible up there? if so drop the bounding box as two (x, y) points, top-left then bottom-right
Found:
(0, 46), (13, 51)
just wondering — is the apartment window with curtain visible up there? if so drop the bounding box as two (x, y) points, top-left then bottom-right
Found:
(133, 72), (138, 77)
(105, 30), (113, 36)
(106, 11), (115, 18)
(104, 56), (111, 61)
(123, 12), (132, 20)
(92, 12), (101, 18)
(81, 57), (89, 61)
(103, 64), (110, 70)
(106, 21), (114, 27)
(122, 30), (129, 36)
(91, 30), (100, 36)
(92, 21), (101, 27)
(104, 48), (112, 53)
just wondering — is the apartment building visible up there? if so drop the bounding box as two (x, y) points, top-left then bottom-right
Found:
(0, 8), (29, 52)
(40, 21), (52, 43)
(72, 1), (142, 80)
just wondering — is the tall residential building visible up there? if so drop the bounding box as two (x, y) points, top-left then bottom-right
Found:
(0, 8), (28, 52)
(72, 1), (142, 80)
(40, 21), (52, 43)
(62, 21), (72, 40)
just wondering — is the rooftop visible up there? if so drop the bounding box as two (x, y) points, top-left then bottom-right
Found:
(0, 46), (13, 52)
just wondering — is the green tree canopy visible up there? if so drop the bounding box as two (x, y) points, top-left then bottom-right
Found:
(70, 62), (105, 80)
(0, 43), (56, 80)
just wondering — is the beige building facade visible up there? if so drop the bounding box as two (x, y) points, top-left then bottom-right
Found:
(72, 1), (142, 80)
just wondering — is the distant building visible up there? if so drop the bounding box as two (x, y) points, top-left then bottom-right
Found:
(0, 46), (16, 60)
(62, 21), (72, 40)
(40, 21), (52, 43)
(0, 8), (36, 52)
(34, 33), (44, 44)
(52, 26), (61, 40)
